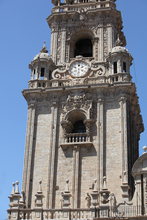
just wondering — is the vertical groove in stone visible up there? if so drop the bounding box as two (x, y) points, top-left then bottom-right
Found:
(22, 106), (31, 192)
(72, 147), (76, 208)
(49, 103), (58, 208)
(123, 99), (128, 181)
(97, 101), (101, 192)
(120, 97), (128, 183)
(75, 147), (80, 208)
(25, 104), (36, 207)
(72, 146), (80, 209)
(97, 98), (104, 191)
(46, 105), (55, 208)
(100, 99), (104, 189)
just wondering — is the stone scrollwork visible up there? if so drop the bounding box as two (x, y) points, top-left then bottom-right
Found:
(52, 60), (106, 81)
(52, 65), (67, 79)
(90, 64), (106, 77)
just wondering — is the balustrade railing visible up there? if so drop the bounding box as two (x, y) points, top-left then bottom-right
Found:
(52, 1), (115, 13)
(65, 133), (90, 143)
(28, 73), (131, 89)
(9, 206), (147, 220)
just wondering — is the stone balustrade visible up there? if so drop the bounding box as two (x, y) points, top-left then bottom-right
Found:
(65, 133), (89, 143)
(7, 206), (147, 220)
(52, 1), (115, 13)
(28, 73), (132, 89)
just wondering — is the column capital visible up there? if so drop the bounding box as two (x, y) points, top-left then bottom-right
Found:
(28, 102), (36, 109)
(119, 96), (127, 103)
(97, 97), (104, 103)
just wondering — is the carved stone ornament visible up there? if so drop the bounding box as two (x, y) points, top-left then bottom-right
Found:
(61, 180), (71, 208)
(52, 59), (106, 82)
(90, 179), (99, 208)
(90, 63), (106, 77)
(61, 92), (93, 119)
(85, 193), (91, 208)
(100, 177), (110, 204)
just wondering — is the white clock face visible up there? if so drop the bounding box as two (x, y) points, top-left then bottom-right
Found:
(69, 61), (89, 78)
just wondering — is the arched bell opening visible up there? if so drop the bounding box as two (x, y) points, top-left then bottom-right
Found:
(66, 110), (87, 133)
(61, 110), (92, 144)
(72, 120), (86, 133)
(74, 39), (93, 58)
(70, 31), (94, 59)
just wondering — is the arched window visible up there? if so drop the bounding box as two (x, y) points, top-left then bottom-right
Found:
(72, 120), (86, 133)
(74, 38), (93, 57)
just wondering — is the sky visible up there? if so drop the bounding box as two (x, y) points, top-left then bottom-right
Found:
(0, 0), (147, 219)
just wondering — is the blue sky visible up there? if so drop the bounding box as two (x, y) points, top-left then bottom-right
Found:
(0, 0), (147, 219)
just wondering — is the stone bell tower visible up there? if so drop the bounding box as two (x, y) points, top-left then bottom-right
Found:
(8, 0), (144, 219)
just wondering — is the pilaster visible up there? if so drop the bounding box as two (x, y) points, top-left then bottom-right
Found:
(119, 96), (129, 199)
(97, 98), (105, 192)
(48, 101), (59, 209)
(23, 103), (36, 207)
(72, 145), (80, 208)
(61, 30), (66, 64)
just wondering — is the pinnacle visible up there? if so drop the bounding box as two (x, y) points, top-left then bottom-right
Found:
(40, 41), (48, 53)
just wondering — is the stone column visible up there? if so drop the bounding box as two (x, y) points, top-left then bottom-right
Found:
(99, 27), (104, 62)
(107, 25), (113, 53)
(52, 32), (58, 64)
(47, 102), (59, 209)
(61, 30), (66, 64)
(93, 37), (99, 61)
(97, 98), (105, 191)
(22, 103), (36, 207)
(118, 59), (121, 73)
(135, 178), (142, 214)
(72, 146), (80, 208)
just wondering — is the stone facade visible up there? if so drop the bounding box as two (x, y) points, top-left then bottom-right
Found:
(8, 0), (147, 220)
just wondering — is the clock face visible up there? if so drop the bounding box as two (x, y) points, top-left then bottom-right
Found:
(69, 61), (89, 78)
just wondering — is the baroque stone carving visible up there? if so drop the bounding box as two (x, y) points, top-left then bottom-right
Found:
(61, 91), (93, 120)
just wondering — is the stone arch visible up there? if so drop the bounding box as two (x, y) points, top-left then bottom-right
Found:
(69, 29), (95, 58)
(65, 109), (87, 123)
(62, 109), (88, 134)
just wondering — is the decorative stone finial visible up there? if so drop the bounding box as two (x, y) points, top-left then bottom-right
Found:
(64, 179), (70, 193)
(93, 179), (98, 192)
(19, 191), (25, 208)
(11, 182), (15, 195)
(103, 176), (108, 190)
(90, 179), (99, 208)
(116, 34), (123, 46)
(15, 181), (19, 194)
(38, 180), (42, 193)
(35, 181), (44, 208)
(123, 171), (127, 183)
(61, 179), (71, 208)
(40, 42), (48, 53)
(143, 146), (147, 154)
